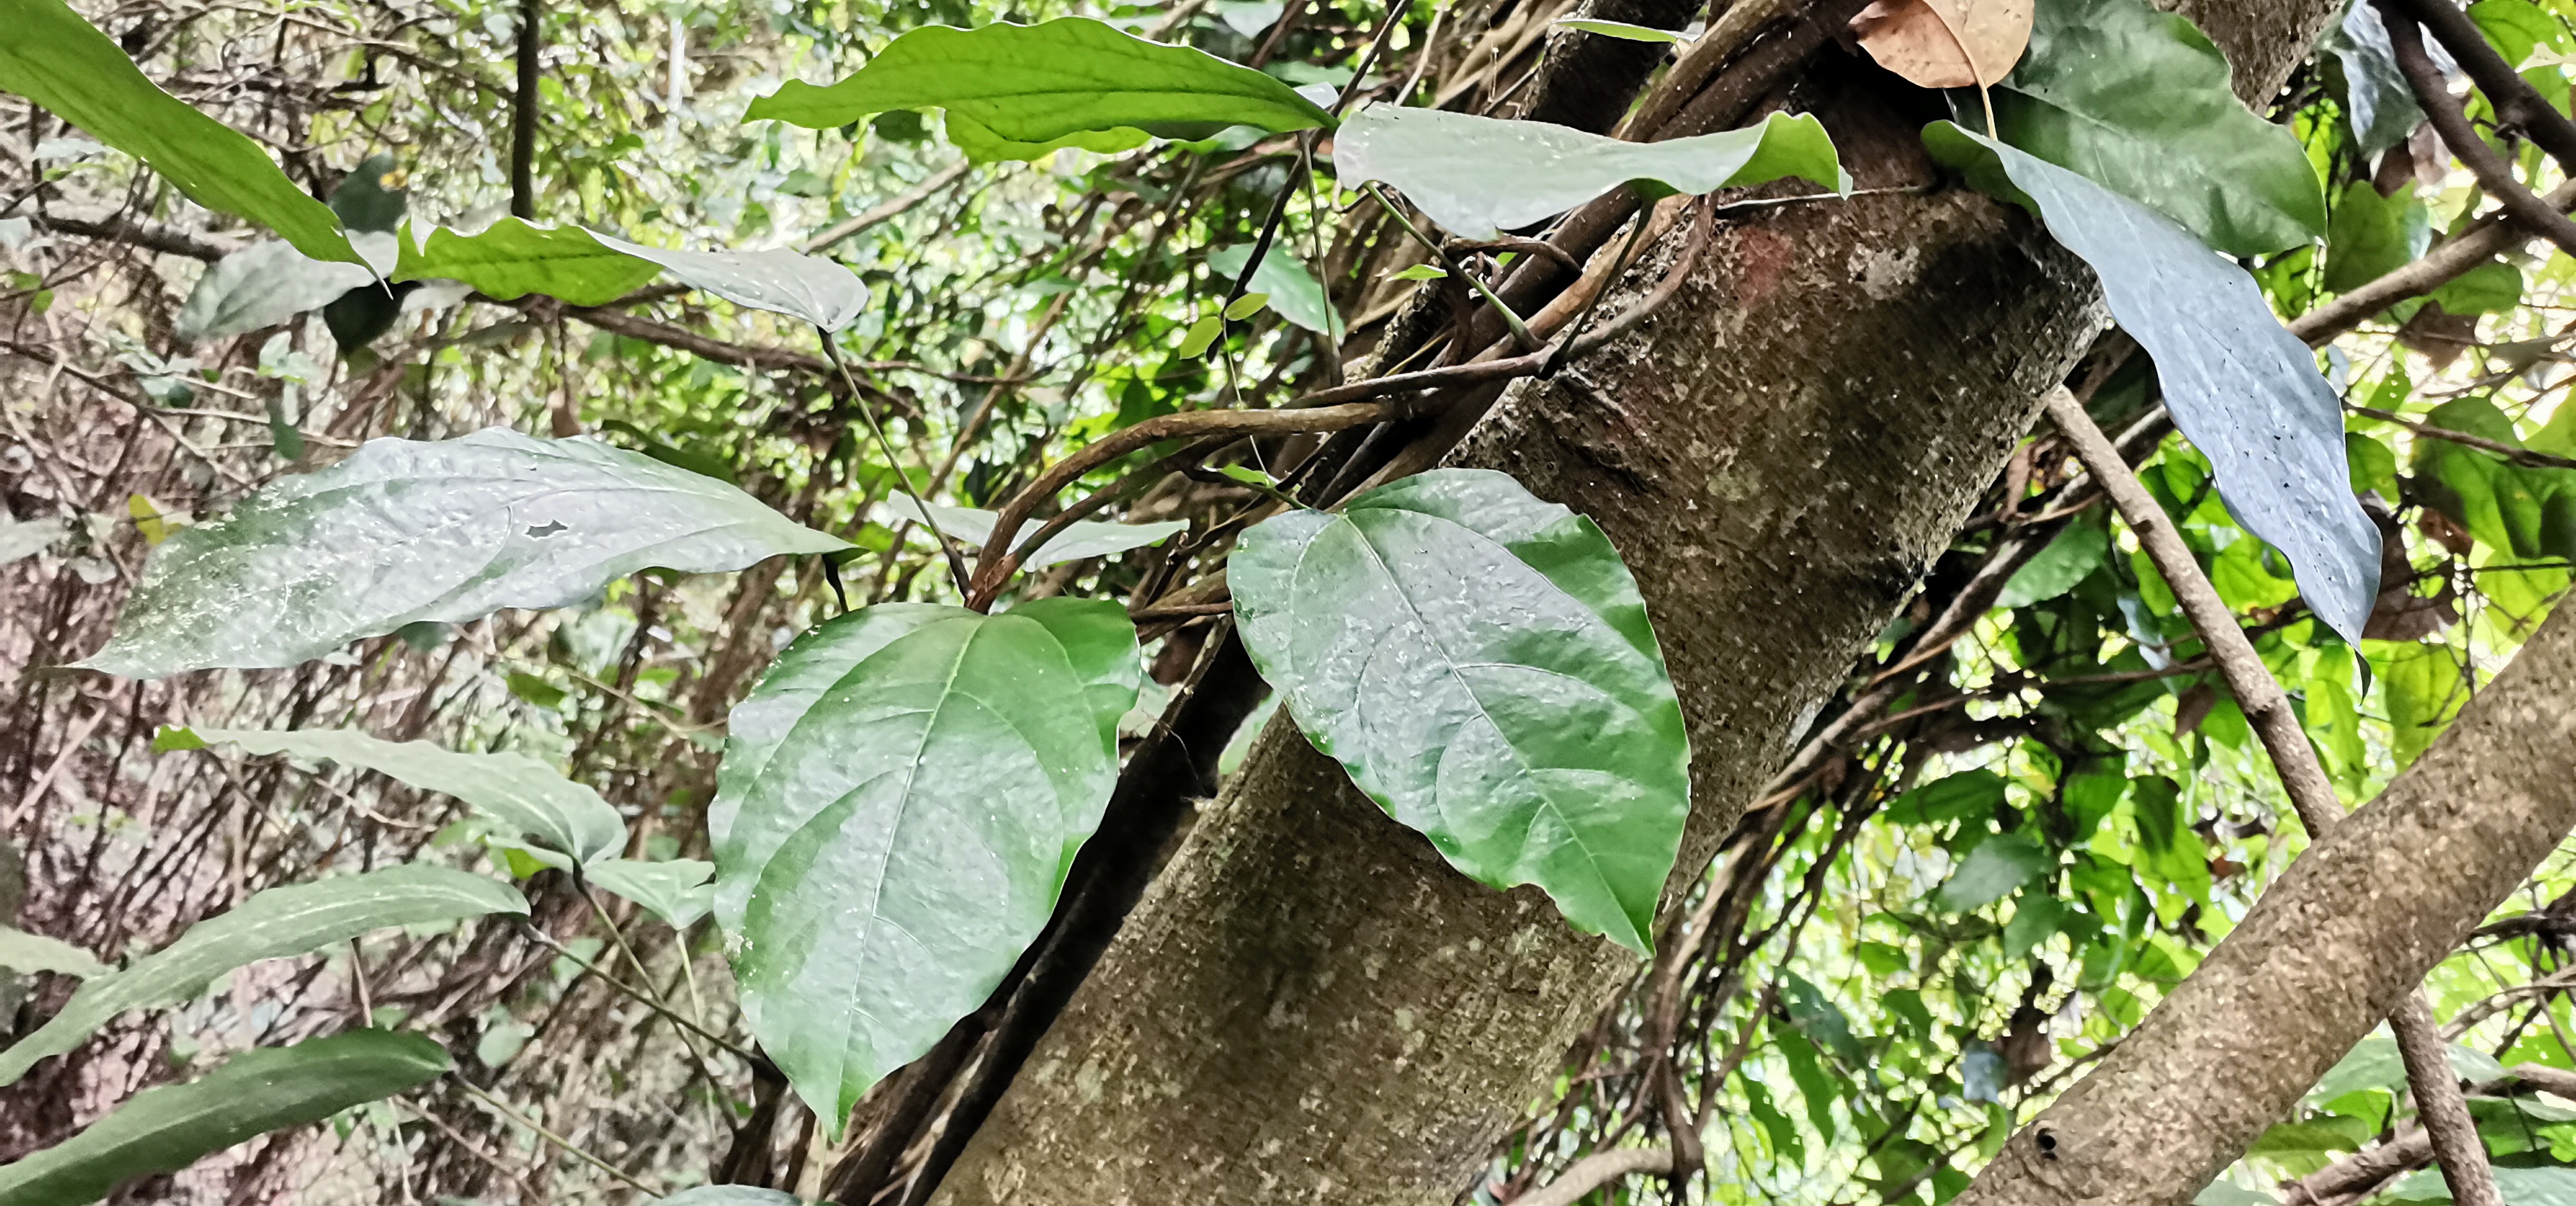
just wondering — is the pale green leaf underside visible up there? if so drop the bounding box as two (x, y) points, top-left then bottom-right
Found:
(880, 496), (1188, 568)
(591, 233), (871, 330)
(1230, 468), (1690, 953)
(1332, 106), (1847, 238)
(710, 603), (1135, 1129)
(176, 236), (397, 343)
(1924, 125), (2378, 644)
(745, 17), (1334, 162)
(662, 1189), (808, 1206)
(165, 726), (625, 864)
(587, 858), (716, 928)
(0, 865), (524, 1086)
(0, 926), (111, 979)
(82, 426), (849, 678)
(0, 0), (359, 264)
(0, 1029), (448, 1206)
(396, 221), (867, 327)
(1991, 0), (2325, 256)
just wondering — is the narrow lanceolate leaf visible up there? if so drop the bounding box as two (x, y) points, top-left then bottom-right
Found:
(0, 865), (523, 1086)
(1333, 106), (1846, 239)
(589, 234), (871, 331)
(711, 601), (1136, 1129)
(662, 1189), (806, 1206)
(1229, 469), (1690, 953)
(744, 17), (1335, 162)
(1989, 0), (2325, 256)
(880, 496), (1189, 568)
(0, 1030), (448, 1206)
(586, 858), (716, 929)
(158, 726), (624, 864)
(0, 0), (358, 264)
(80, 427), (849, 678)
(1924, 125), (2380, 642)
(0, 926), (111, 979)
(392, 219), (662, 306)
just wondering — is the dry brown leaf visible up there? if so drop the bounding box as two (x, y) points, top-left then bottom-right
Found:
(1850, 0), (2034, 89)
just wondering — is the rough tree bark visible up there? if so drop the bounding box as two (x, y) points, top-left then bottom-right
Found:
(929, 3), (2339, 1203)
(1955, 604), (2576, 1206)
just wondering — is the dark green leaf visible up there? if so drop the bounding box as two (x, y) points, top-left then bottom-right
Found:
(746, 18), (1333, 162)
(1925, 124), (2380, 644)
(2003, 893), (2068, 959)
(0, 1030), (447, 1206)
(0, 0), (358, 263)
(81, 427), (848, 678)
(1993, 0), (2327, 255)
(2322, 180), (2428, 294)
(2428, 259), (2523, 314)
(1887, 769), (2009, 828)
(1935, 832), (2052, 912)
(163, 727), (624, 864)
(328, 153), (407, 235)
(0, 865), (524, 1085)
(2413, 398), (2571, 558)
(711, 603), (1134, 1129)
(1334, 107), (1844, 238)
(1231, 468), (1690, 953)
(1994, 524), (2110, 608)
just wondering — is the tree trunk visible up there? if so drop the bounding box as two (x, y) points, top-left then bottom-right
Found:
(930, 5), (2337, 1203)
(1954, 602), (2576, 1206)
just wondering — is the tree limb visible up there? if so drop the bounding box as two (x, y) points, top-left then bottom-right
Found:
(1512, 1147), (1675, 1206)
(2382, 1), (2576, 259)
(2381, 0), (2576, 175)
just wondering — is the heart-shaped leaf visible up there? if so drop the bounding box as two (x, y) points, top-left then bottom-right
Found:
(156, 726), (625, 864)
(1925, 124), (2379, 642)
(1989, 0), (2326, 256)
(81, 427), (849, 678)
(0, 0), (359, 264)
(710, 600), (1136, 1128)
(1229, 468), (1690, 953)
(1332, 106), (1845, 238)
(0, 865), (524, 1086)
(746, 18), (1335, 163)
(0, 1030), (449, 1206)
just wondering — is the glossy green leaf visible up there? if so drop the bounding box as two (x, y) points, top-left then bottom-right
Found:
(2321, 180), (2428, 295)
(2471, 0), (2559, 67)
(1231, 468), (1690, 953)
(393, 219), (661, 306)
(0, 865), (523, 1086)
(587, 858), (715, 928)
(158, 726), (624, 863)
(1222, 291), (1270, 321)
(1334, 106), (1846, 238)
(1926, 124), (2380, 644)
(746, 18), (1334, 162)
(1008, 597), (1148, 745)
(1994, 524), (2110, 608)
(590, 233), (871, 330)
(1991, 0), (2327, 256)
(0, 926), (109, 979)
(2412, 398), (2573, 559)
(0, 0), (358, 264)
(1178, 313), (1224, 357)
(710, 602), (1134, 1129)
(82, 427), (849, 677)
(2428, 259), (2524, 314)
(0, 1029), (447, 1206)
(1934, 832), (2052, 911)
(880, 496), (1188, 568)
(1207, 244), (1341, 338)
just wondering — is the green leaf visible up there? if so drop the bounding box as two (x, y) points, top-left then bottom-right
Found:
(329, 153), (407, 235)
(2322, 180), (2429, 295)
(1887, 769), (2009, 827)
(1334, 106), (1846, 238)
(589, 233), (871, 330)
(1994, 524), (2110, 608)
(0, 926), (109, 979)
(586, 858), (715, 928)
(1007, 597), (1148, 745)
(1206, 244), (1342, 338)
(0, 1029), (448, 1206)
(2003, 894), (2069, 959)
(710, 603), (1133, 1130)
(392, 219), (661, 306)
(1231, 468), (1691, 953)
(82, 427), (849, 678)
(1222, 291), (1270, 321)
(2318, 0), (2427, 158)
(164, 727), (623, 863)
(1389, 263), (1448, 281)
(880, 496), (1188, 568)
(0, 865), (523, 1086)
(1924, 124), (2380, 644)
(2471, 0), (2560, 68)
(1178, 313), (1224, 358)
(663, 1191), (807, 1206)
(1553, 16), (1689, 41)
(2428, 259), (2524, 314)
(1933, 831), (2053, 911)
(176, 236), (393, 343)
(0, 0), (358, 264)
(2387, 1165), (2576, 1205)
(1991, 0), (2327, 256)
(2311, 1033), (2510, 1104)
(745, 18), (1334, 162)
(2412, 398), (2571, 558)
(2376, 639), (2467, 769)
